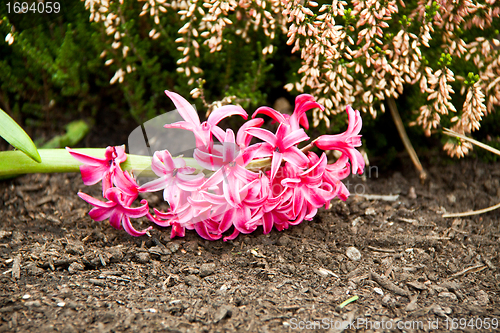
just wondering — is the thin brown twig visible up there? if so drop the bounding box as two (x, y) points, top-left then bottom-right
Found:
(387, 97), (427, 182)
(441, 127), (500, 218)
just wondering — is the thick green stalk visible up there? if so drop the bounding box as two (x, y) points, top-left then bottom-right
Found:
(0, 144), (316, 179)
(0, 149), (159, 179)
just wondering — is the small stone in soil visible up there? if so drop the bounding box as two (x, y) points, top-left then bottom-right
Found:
(408, 186), (417, 199)
(213, 305), (232, 323)
(346, 247), (361, 261)
(68, 262), (85, 274)
(25, 263), (44, 276)
(167, 242), (180, 253)
(277, 235), (291, 246)
(438, 292), (457, 301)
(199, 263), (216, 277)
(136, 252), (150, 264)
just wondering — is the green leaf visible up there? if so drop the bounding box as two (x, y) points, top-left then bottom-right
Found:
(41, 120), (91, 149)
(0, 108), (41, 163)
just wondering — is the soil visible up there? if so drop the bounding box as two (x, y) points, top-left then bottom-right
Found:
(0, 158), (499, 332)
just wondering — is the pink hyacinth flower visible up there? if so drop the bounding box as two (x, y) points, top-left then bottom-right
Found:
(163, 90), (248, 147)
(246, 123), (310, 181)
(66, 146), (127, 195)
(281, 153), (336, 222)
(322, 154), (351, 201)
(194, 129), (259, 206)
(252, 94), (324, 131)
(139, 150), (204, 210)
(314, 105), (365, 174)
(78, 188), (151, 237)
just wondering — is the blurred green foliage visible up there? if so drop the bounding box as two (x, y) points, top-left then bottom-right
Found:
(0, 0), (283, 132)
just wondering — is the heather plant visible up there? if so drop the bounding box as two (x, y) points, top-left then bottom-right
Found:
(79, 0), (500, 158)
(2, 0), (499, 160)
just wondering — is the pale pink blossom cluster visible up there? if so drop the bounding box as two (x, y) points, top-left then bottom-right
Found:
(78, 0), (500, 158)
(69, 91), (364, 240)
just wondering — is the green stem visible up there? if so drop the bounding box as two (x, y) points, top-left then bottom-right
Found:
(0, 149), (158, 179)
(0, 142), (318, 180)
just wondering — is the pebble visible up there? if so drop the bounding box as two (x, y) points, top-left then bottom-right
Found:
(364, 207), (376, 216)
(213, 305), (232, 323)
(277, 235), (291, 247)
(167, 242), (180, 253)
(405, 301), (418, 311)
(199, 263), (216, 277)
(475, 290), (489, 306)
(0, 231), (12, 240)
(346, 247), (361, 261)
(24, 300), (42, 308)
(184, 275), (200, 286)
(108, 247), (124, 262)
(135, 252), (150, 264)
(432, 305), (447, 317)
(26, 263), (44, 276)
(408, 186), (417, 199)
(447, 194), (457, 203)
(438, 292), (458, 301)
(66, 241), (85, 255)
(373, 287), (384, 295)
(68, 262), (85, 274)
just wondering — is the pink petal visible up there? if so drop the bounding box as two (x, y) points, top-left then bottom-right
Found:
(201, 168), (225, 189)
(262, 213), (273, 234)
(245, 127), (277, 146)
(237, 118), (264, 147)
(270, 151), (283, 181)
(79, 164), (107, 185)
(208, 105), (248, 126)
(88, 207), (113, 222)
(107, 210), (122, 229)
(164, 121), (196, 132)
(194, 222), (222, 240)
(176, 173), (205, 190)
(193, 148), (224, 170)
(78, 192), (115, 208)
(164, 90), (201, 126)
(113, 170), (139, 197)
(146, 211), (172, 227)
(154, 150), (176, 174)
(240, 144), (261, 165)
(121, 216), (152, 237)
(121, 199), (149, 218)
(223, 228), (240, 241)
(222, 129), (238, 163)
(66, 147), (106, 166)
(233, 165), (258, 183)
(211, 125), (226, 143)
(222, 173), (241, 207)
(346, 105), (362, 134)
(281, 128), (309, 149)
(252, 106), (287, 124)
(170, 223), (185, 238)
(139, 176), (169, 192)
(283, 146), (309, 168)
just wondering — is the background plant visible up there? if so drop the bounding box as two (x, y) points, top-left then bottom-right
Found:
(1, 0), (499, 159)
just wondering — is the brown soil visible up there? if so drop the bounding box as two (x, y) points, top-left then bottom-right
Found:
(0, 159), (499, 332)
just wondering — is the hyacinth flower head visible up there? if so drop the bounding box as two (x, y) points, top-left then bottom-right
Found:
(70, 92), (365, 240)
(314, 105), (365, 175)
(67, 145), (126, 195)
